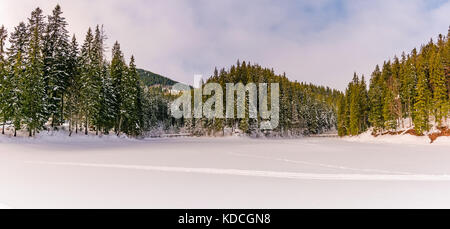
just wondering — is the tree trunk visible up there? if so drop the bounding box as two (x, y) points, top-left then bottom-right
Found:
(69, 119), (72, 137)
(14, 129), (16, 137)
(2, 123), (4, 135)
(85, 119), (88, 135)
(60, 95), (64, 126)
(117, 116), (123, 136)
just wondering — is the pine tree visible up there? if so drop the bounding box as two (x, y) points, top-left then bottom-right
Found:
(6, 23), (29, 136)
(43, 4), (70, 126)
(445, 29), (450, 99)
(400, 52), (417, 124)
(22, 26), (47, 136)
(368, 65), (384, 132)
(381, 61), (398, 130)
(27, 8), (46, 45)
(119, 56), (142, 136)
(349, 74), (360, 135)
(359, 75), (370, 132)
(0, 25), (8, 134)
(65, 35), (81, 135)
(413, 63), (432, 135)
(92, 25), (109, 134)
(430, 51), (448, 126)
(110, 41), (126, 134)
(337, 95), (347, 136)
(79, 28), (99, 135)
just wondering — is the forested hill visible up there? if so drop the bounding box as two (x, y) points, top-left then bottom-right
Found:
(137, 68), (178, 87)
(202, 61), (343, 136)
(338, 29), (450, 137)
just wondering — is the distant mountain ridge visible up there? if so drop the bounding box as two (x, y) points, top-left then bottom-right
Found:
(137, 68), (178, 87)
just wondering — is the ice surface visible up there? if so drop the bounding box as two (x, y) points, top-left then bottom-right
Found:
(1, 134), (450, 209)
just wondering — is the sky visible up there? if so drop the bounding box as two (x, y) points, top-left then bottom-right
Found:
(0, 0), (449, 90)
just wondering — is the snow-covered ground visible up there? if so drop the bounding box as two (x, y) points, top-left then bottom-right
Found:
(1, 134), (450, 209)
(343, 130), (450, 145)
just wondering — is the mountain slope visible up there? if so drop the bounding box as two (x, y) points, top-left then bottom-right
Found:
(137, 68), (178, 87)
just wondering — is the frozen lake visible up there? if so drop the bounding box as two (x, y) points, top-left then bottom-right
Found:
(1, 136), (450, 209)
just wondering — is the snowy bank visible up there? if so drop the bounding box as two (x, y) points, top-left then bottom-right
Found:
(343, 130), (450, 145)
(0, 129), (135, 145)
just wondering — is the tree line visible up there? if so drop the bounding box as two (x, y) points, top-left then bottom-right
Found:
(188, 61), (343, 137)
(337, 29), (450, 136)
(0, 5), (144, 137)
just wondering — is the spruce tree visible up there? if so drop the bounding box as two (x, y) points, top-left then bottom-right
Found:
(92, 25), (109, 134)
(413, 63), (431, 135)
(445, 29), (450, 99)
(65, 35), (81, 135)
(368, 65), (384, 132)
(359, 75), (370, 132)
(28, 8), (46, 45)
(110, 41), (126, 134)
(337, 95), (347, 136)
(127, 56), (144, 136)
(7, 23), (29, 136)
(0, 26), (8, 134)
(349, 74), (360, 135)
(119, 55), (138, 136)
(43, 4), (70, 126)
(22, 26), (47, 136)
(430, 51), (448, 126)
(400, 53), (417, 123)
(381, 61), (398, 130)
(79, 28), (98, 135)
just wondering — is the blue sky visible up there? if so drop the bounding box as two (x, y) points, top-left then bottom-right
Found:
(1, 0), (449, 90)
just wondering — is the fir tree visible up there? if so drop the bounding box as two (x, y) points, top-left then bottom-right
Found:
(6, 23), (29, 136)
(21, 26), (47, 136)
(65, 35), (81, 135)
(430, 51), (448, 126)
(413, 63), (432, 135)
(92, 25), (109, 134)
(349, 74), (361, 135)
(0, 25), (8, 134)
(110, 41), (126, 134)
(27, 8), (46, 45)
(120, 56), (142, 136)
(97, 63), (115, 134)
(79, 28), (99, 135)
(359, 75), (370, 132)
(400, 52), (417, 123)
(43, 4), (70, 126)
(368, 65), (384, 132)
(337, 95), (347, 136)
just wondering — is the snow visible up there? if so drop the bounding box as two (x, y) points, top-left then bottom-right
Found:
(343, 130), (450, 145)
(343, 131), (450, 145)
(0, 202), (12, 209)
(1, 134), (450, 209)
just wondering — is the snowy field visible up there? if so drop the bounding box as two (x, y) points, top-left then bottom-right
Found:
(1, 134), (450, 209)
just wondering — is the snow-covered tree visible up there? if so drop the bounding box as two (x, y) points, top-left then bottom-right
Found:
(43, 4), (70, 126)
(0, 25), (8, 134)
(6, 22), (29, 136)
(21, 25), (47, 136)
(79, 28), (100, 135)
(120, 56), (142, 136)
(65, 35), (81, 135)
(110, 41), (126, 134)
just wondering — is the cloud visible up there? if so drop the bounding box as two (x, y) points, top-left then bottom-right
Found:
(0, 0), (449, 90)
